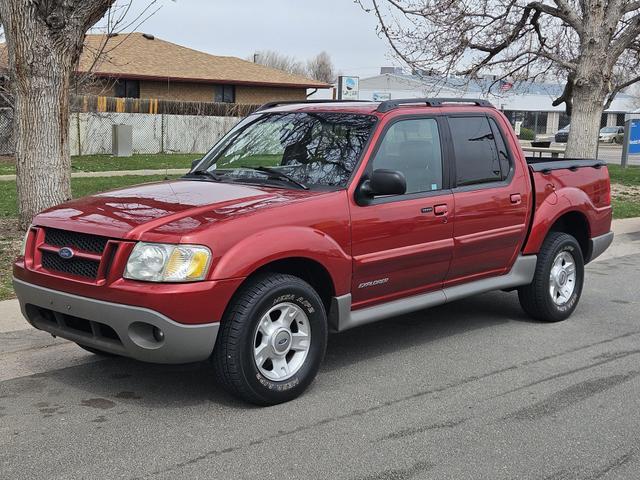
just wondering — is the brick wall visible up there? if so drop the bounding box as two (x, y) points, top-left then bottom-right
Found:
(78, 78), (308, 104)
(235, 86), (307, 104)
(140, 80), (215, 102)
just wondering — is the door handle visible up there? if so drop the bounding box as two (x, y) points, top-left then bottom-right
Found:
(434, 204), (448, 216)
(510, 193), (522, 205)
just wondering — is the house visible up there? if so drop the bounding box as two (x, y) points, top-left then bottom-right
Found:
(1, 33), (330, 105)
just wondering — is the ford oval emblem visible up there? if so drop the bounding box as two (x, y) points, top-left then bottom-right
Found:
(58, 247), (75, 259)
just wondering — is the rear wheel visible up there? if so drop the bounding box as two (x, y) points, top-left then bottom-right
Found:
(518, 232), (584, 322)
(213, 273), (327, 406)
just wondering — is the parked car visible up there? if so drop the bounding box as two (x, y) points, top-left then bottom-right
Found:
(599, 126), (624, 143)
(13, 98), (613, 406)
(554, 124), (570, 143)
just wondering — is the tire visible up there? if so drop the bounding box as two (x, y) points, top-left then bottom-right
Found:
(518, 232), (584, 322)
(213, 273), (328, 406)
(76, 344), (118, 357)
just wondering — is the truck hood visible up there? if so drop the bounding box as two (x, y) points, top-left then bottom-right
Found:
(34, 179), (324, 239)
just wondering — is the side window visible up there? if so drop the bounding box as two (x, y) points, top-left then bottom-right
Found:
(371, 118), (443, 194)
(449, 116), (502, 186)
(489, 118), (511, 179)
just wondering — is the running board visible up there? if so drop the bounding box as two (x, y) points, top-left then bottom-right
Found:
(330, 255), (537, 332)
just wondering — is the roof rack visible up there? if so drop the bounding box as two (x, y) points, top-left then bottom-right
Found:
(255, 99), (371, 112)
(376, 98), (494, 113)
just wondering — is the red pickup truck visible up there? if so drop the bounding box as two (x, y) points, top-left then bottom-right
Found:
(13, 98), (613, 405)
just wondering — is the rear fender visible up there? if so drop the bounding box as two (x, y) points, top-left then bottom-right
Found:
(211, 226), (351, 294)
(523, 186), (594, 255)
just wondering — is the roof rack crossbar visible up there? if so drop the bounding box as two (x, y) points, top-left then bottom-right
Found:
(255, 99), (371, 112)
(376, 97), (494, 113)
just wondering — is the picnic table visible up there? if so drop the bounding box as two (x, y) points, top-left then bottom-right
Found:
(521, 146), (566, 158)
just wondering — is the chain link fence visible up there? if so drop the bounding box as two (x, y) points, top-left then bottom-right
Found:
(68, 111), (241, 156)
(0, 108), (14, 155)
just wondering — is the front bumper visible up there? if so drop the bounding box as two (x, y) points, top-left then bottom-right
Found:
(14, 279), (219, 364)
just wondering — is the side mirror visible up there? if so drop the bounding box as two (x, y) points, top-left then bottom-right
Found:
(357, 169), (406, 204)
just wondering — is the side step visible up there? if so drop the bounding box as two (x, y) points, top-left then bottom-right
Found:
(330, 255), (537, 332)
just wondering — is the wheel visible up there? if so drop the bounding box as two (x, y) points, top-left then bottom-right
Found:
(76, 344), (118, 357)
(518, 232), (584, 322)
(213, 273), (328, 406)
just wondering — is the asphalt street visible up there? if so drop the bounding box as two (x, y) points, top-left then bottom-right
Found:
(1, 234), (640, 480)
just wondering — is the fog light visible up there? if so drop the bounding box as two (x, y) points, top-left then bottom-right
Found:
(153, 327), (165, 342)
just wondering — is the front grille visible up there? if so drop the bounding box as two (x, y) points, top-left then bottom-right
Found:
(45, 228), (109, 254)
(41, 250), (100, 279)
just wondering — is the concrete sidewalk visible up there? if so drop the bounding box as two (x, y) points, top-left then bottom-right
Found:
(0, 168), (188, 182)
(1, 217), (638, 333)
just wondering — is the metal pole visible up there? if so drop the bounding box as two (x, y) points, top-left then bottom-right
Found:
(621, 119), (631, 168)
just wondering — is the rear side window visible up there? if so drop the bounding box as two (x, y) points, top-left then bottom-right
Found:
(449, 116), (505, 186)
(371, 118), (443, 194)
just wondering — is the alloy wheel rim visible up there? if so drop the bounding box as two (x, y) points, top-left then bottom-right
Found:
(253, 302), (311, 381)
(549, 251), (577, 305)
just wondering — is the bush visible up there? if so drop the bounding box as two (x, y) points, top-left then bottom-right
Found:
(518, 127), (536, 140)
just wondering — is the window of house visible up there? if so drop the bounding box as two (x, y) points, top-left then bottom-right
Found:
(449, 116), (503, 187)
(114, 79), (140, 98)
(371, 118), (443, 194)
(214, 84), (236, 103)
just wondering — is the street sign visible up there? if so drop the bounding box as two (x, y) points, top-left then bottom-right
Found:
(621, 118), (640, 167)
(338, 76), (359, 100)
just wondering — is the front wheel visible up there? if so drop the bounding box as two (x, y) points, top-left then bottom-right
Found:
(213, 273), (328, 406)
(518, 232), (584, 322)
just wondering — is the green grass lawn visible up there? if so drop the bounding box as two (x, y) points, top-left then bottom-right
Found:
(0, 153), (202, 175)
(607, 164), (640, 186)
(612, 198), (640, 219)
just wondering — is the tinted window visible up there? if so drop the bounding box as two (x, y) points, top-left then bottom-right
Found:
(449, 116), (502, 186)
(215, 84), (235, 103)
(489, 118), (511, 179)
(114, 79), (140, 98)
(372, 118), (443, 194)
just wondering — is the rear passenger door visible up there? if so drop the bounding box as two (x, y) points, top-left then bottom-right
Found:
(444, 114), (530, 285)
(350, 116), (454, 308)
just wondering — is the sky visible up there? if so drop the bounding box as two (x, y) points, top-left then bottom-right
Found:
(102, 0), (398, 78)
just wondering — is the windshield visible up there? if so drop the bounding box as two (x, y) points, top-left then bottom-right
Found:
(193, 112), (377, 189)
(601, 127), (618, 133)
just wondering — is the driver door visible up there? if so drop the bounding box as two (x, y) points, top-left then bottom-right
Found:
(350, 116), (454, 309)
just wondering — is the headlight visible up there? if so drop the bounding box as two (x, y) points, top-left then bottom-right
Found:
(124, 242), (212, 282)
(19, 226), (32, 256)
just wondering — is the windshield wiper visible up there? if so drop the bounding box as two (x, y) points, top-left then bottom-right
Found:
(183, 170), (226, 182)
(240, 166), (309, 190)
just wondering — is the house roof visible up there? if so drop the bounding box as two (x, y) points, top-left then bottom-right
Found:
(0, 33), (330, 89)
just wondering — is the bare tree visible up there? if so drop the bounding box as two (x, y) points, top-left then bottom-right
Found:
(307, 51), (336, 83)
(360, 0), (640, 157)
(0, 1), (162, 228)
(251, 50), (308, 76)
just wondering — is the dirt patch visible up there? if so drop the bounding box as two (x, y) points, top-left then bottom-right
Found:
(0, 218), (21, 240)
(612, 183), (640, 201)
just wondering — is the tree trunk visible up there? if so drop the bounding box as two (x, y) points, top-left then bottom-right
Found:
(0, 0), (115, 230)
(564, 86), (604, 159)
(14, 60), (73, 229)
